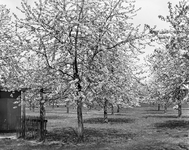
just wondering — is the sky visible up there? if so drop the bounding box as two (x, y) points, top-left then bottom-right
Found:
(0, 0), (179, 58)
(0, 0), (35, 17)
(0, 0), (179, 27)
(134, 0), (178, 29)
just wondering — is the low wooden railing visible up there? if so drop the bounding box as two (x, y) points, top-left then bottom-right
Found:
(17, 116), (47, 139)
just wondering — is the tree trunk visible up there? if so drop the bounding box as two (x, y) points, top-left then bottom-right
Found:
(73, 71), (84, 142)
(40, 88), (45, 141)
(158, 104), (161, 111)
(74, 71), (84, 142)
(178, 103), (182, 118)
(52, 100), (55, 109)
(73, 1), (85, 140)
(117, 104), (120, 113)
(29, 101), (32, 111)
(77, 96), (84, 142)
(164, 103), (167, 113)
(111, 103), (114, 115)
(21, 91), (26, 139)
(66, 101), (70, 113)
(104, 99), (108, 123)
(32, 103), (35, 112)
(55, 100), (58, 107)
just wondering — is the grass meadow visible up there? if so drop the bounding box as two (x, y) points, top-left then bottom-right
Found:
(0, 104), (189, 150)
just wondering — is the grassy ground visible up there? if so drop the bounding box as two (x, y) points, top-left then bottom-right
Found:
(0, 104), (189, 150)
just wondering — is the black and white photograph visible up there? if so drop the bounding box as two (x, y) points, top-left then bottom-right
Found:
(0, 0), (189, 149)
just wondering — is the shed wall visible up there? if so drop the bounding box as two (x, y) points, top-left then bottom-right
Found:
(0, 91), (21, 132)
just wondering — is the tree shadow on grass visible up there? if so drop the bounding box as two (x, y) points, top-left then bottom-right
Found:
(144, 115), (189, 119)
(143, 115), (178, 119)
(154, 120), (189, 129)
(83, 117), (135, 124)
(84, 128), (136, 143)
(46, 127), (136, 144)
(126, 140), (189, 150)
(114, 113), (132, 116)
(46, 127), (78, 143)
(46, 115), (75, 120)
(144, 110), (166, 114)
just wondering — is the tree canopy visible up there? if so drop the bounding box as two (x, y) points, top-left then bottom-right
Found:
(0, 0), (150, 140)
(146, 0), (189, 116)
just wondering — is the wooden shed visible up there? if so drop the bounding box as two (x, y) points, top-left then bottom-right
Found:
(0, 90), (21, 132)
